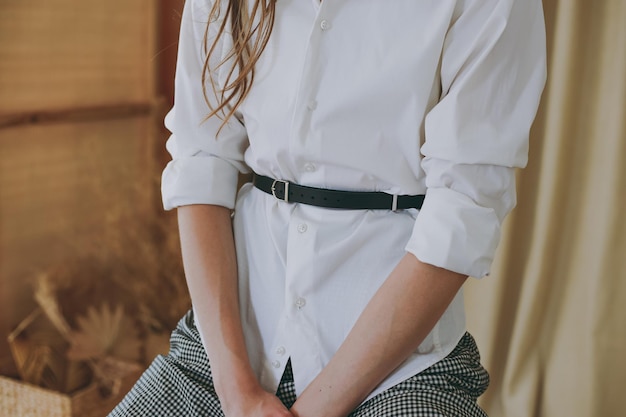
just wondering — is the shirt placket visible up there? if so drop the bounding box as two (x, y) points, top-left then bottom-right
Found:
(288, 1), (333, 182)
(264, 2), (335, 395)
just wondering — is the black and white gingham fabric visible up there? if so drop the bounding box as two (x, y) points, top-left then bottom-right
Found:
(347, 334), (489, 417)
(109, 310), (489, 416)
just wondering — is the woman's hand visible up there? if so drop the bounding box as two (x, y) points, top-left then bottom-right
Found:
(225, 393), (294, 417)
(220, 382), (294, 417)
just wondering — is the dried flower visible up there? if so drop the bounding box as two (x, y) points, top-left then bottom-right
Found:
(67, 304), (141, 363)
(9, 175), (191, 396)
(34, 273), (71, 338)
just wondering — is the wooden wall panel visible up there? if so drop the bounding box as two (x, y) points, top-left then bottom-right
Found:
(0, 1), (159, 373)
(0, 0), (156, 113)
(157, 0), (184, 108)
(0, 117), (155, 369)
(0, 118), (152, 247)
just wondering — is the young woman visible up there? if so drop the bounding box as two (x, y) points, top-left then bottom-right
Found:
(110, 0), (546, 415)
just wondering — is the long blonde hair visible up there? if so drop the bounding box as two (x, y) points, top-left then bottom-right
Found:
(202, 0), (276, 130)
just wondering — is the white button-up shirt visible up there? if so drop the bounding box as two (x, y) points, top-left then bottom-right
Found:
(162, 0), (546, 403)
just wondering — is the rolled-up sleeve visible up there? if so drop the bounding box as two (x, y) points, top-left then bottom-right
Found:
(161, 0), (249, 211)
(405, 0), (547, 277)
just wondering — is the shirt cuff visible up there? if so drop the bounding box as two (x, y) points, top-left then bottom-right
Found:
(161, 154), (240, 211)
(405, 187), (502, 278)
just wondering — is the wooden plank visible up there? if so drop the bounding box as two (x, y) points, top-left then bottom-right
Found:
(0, 117), (154, 251)
(0, 102), (157, 130)
(0, 0), (157, 113)
(0, 116), (157, 363)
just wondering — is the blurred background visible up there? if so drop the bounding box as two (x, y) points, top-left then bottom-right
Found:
(0, 1), (624, 416)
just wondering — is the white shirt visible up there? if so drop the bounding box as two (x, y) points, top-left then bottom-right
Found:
(162, 0), (546, 403)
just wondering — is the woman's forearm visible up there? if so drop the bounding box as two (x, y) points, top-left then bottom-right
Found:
(177, 205), (295, 417)
(177, 205), (258, 400)
(290, 253), (467, 417)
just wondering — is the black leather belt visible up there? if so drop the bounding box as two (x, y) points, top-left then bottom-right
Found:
(252, 173), (424, 210)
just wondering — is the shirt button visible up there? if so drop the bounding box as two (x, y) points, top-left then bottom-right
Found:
(307, 100), (318, 111)
(295, 297), (307, 309)
(276, 346), (286, 356)
(271, 360), (281, 368)
(320, 19), (330, 31)
(304, 162), (316, 172)
(297, 223), (308, 233)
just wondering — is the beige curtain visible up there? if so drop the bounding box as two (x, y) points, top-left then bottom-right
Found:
(465, 1), (626, 416)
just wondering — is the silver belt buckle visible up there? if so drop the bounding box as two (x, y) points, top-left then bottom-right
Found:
(271, 179), (290, 203)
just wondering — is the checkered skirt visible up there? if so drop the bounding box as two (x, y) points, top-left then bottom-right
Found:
(109, 310), (489, 416)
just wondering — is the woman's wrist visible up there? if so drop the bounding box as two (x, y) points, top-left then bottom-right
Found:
(214, 365), (295, 417)
(213, 360), (262, 405)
